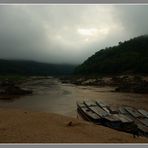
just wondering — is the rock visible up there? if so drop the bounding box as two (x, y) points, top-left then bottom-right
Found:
(67, 121), (73, 127)
(0, 80), (32, 96)
(115, 81), (148, 94)
(4, 86), (32, 95)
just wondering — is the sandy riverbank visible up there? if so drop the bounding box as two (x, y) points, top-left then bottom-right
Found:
(0, 108), (148, 143)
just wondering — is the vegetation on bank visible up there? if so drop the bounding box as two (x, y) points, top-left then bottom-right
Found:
(0, 59), (76, 76)
(0, 75), (26, 81)
(74, 35), (148, 75)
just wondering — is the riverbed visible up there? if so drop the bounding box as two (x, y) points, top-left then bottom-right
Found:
(0, 76), (148, 117)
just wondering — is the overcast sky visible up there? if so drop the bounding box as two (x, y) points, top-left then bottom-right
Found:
(0, 5), (148, 64)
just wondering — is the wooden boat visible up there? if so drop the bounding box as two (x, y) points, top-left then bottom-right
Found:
(138, 118), (148, 127)
(119, 106), (127, 114)
(124, 107), (148, 127)
(119, 106), (148, 136)
(113, 114), (133, 123)
(84, 100), (109, 117)
(83, 100), (135, 132)
(124, 107), (144, 118)
(136, 123), (148, 136)
(85, 101), (132, 123)
(77, 101), (148, 136)
(102, 114), (121, 128)
(95, 101), (110, 113)
(102, 113), (135, 132)
(138, 109), (148, 118)
(76, 101), (101, 123)
(107, 106), (119, 114)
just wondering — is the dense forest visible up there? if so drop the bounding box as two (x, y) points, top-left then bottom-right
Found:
(74, 35), (148, 76)
(0, 59), (76, 76)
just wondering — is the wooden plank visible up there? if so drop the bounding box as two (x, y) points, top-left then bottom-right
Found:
(103, 114), (121, 122)
(80, 107), (100, 120)
(138, 118), (148, 127)
(137, 123), (148, 133)
(96, 101), (107, 107)
(119, 107), (127, 114)
(96, 101), (110, 113)
(89, 105), (109, 117)
(84, 101), (109, 117)
(77, 101), (100, 120)
(138, 109), (148, 118)
(83, 100), (96, 107)
(120, 106), (148, 134)
(125, 107), (144, 118)
(113, 114), (133, 123)
(108, 106), (119, 114)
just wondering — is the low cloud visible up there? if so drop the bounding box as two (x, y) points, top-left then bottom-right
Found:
(0, 5), (148, 64)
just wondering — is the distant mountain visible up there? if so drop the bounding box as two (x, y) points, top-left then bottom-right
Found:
(0, 59), (76, 76)
(74, 35), (148, 76)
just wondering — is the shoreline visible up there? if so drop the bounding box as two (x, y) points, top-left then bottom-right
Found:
(0, 107), (148, 143)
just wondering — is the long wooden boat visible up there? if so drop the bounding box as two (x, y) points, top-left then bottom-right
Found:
(95, 101), (110, 114)
(124, 107), (148, 127)
(83, 100), (135, 132)
(124, 107), (144, 118)
(77, 100), (148, 136)
(102, 113), (135, 132)
(138, 118), (148, 127)
(119, 106), (148, 136)
(76, 101), (101, 123)
(84, 100), (109, 117)
(113, 114), (133, 123)
(138, 109), (148, 118)
(107, 106), (119, 114)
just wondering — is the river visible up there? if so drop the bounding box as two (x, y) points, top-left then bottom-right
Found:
(0, 77), (148, 117)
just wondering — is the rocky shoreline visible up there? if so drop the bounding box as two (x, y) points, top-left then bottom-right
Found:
(0, 79), (32, 100)
(0, 75), (148, 101)
(59, 75), (148, 94)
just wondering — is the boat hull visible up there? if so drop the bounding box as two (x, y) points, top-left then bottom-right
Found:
(77, 102), (101, 124)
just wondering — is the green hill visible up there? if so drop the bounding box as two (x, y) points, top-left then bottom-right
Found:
(74, 35), (148, 76)
(0, 59), (76, 76)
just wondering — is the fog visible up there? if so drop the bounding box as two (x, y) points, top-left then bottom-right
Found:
(0, 5), (148, 64)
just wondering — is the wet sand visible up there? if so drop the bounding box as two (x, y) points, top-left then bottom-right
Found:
(0, 108), (148, 143)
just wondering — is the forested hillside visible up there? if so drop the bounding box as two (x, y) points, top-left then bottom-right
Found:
(74, 35), (148, 75)
(0, 59), (76, 76)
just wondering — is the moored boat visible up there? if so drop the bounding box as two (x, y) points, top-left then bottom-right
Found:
(77, 100), (136, 133)
(84, 100), (109, 118)
(138, 109), (148, 118)
(77, 100), (148, 136)
(95, 100), (110, 113)
(76, 101), (101, 124)
(119, 106), (148, 136)
(124, 107), (144, 118)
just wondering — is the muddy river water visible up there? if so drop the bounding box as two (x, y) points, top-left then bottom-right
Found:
(0, 77), (148, 118)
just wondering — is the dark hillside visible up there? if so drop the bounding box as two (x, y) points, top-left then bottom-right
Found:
(0, 59), (76, 76)
(74, 35), (148, 75)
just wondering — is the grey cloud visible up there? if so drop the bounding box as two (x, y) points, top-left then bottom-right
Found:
(0, 5), (148, 64)
(114, 5), (148, 37)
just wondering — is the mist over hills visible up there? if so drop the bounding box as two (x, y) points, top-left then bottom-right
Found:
(74, 35), (148, 76)
(1, 35), (148, 77)
(0, 59), (76, 76)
